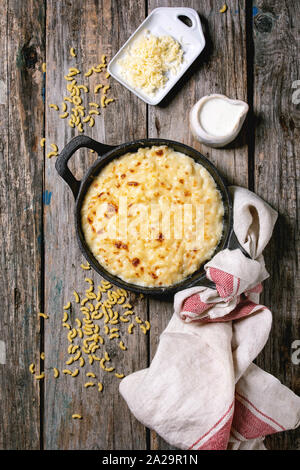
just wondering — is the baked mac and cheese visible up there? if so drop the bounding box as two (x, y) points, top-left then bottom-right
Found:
(81, 146), (224, 287)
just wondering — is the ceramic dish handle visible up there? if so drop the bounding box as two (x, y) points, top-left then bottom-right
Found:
(55, 135), (116, 199)
(171, 7), (205, 43)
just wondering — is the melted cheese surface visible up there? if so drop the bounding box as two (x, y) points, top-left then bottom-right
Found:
(81, 146), (224, 287)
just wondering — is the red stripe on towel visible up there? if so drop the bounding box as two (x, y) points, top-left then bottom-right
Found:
(182, 293), (211, 315)
(200, 299), (260, 323)
(189, 402), (234, 450)
(232, 399), (281, 439)
(198, 416), (233, 450)
(208, 268), (236, 298)
(235, 392), (285, 431)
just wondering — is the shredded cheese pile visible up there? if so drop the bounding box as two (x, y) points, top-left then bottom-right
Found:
(118, 33), (183, 95)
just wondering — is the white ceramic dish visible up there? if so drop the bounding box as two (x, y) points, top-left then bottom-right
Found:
(107, 7), (205, 105)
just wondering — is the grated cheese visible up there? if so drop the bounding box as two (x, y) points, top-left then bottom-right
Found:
(118, 33), (183, 95)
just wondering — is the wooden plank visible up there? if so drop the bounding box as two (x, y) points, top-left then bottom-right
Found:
(0, 0), (45, 449)
(44, 0), (148, 449)
(1, 0), (297, 452)
(252, 0), (300, 450)
(147, 0), (249, 450)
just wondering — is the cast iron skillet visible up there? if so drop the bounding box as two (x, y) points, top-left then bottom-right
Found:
(55, 135), (242, 296)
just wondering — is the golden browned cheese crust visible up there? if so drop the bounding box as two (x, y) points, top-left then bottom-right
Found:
(81, 146), (224, 287)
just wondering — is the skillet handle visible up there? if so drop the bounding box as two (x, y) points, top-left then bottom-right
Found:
(227, 229), (250, 258)
(55, 135), (116, 199)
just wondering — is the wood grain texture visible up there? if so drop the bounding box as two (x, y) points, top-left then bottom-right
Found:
(147, 0), (249, 450)
(252, 0), (300, 450)
(44, 0), (148, 450)
(1, 0), (299, 451)
(0, 0), (45, 449)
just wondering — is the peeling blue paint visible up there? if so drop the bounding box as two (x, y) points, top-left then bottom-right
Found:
(234, 6), (259, 16)
(62, 393), (73, 410)
(43, 190), (52, 205)
(42, 80), (45, 103)
(55, 279), (63, 296)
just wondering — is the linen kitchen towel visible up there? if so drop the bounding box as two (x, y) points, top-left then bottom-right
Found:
(119, 186), (300, 450)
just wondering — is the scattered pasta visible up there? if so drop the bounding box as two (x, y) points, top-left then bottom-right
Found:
(46, 151), (58, 159)
(59, 111), (69, 119)
(35, 372), (45, 380)
(84, 382), (95, 388)
(94, 84), (103, 93)
(86, 372), (96, 378)
(38, 313), (49, 319)
(219, 4), (228, 13)
(30, 260), (153, 423)
(100, 95), (106, 108)
(73, 291), (80, 303)
(79, 357), (85, 367)
(42, 50), (115, 155)
(80, 262), (91, 270)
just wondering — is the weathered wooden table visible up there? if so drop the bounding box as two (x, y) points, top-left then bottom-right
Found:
(0, 0), (299, 450)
